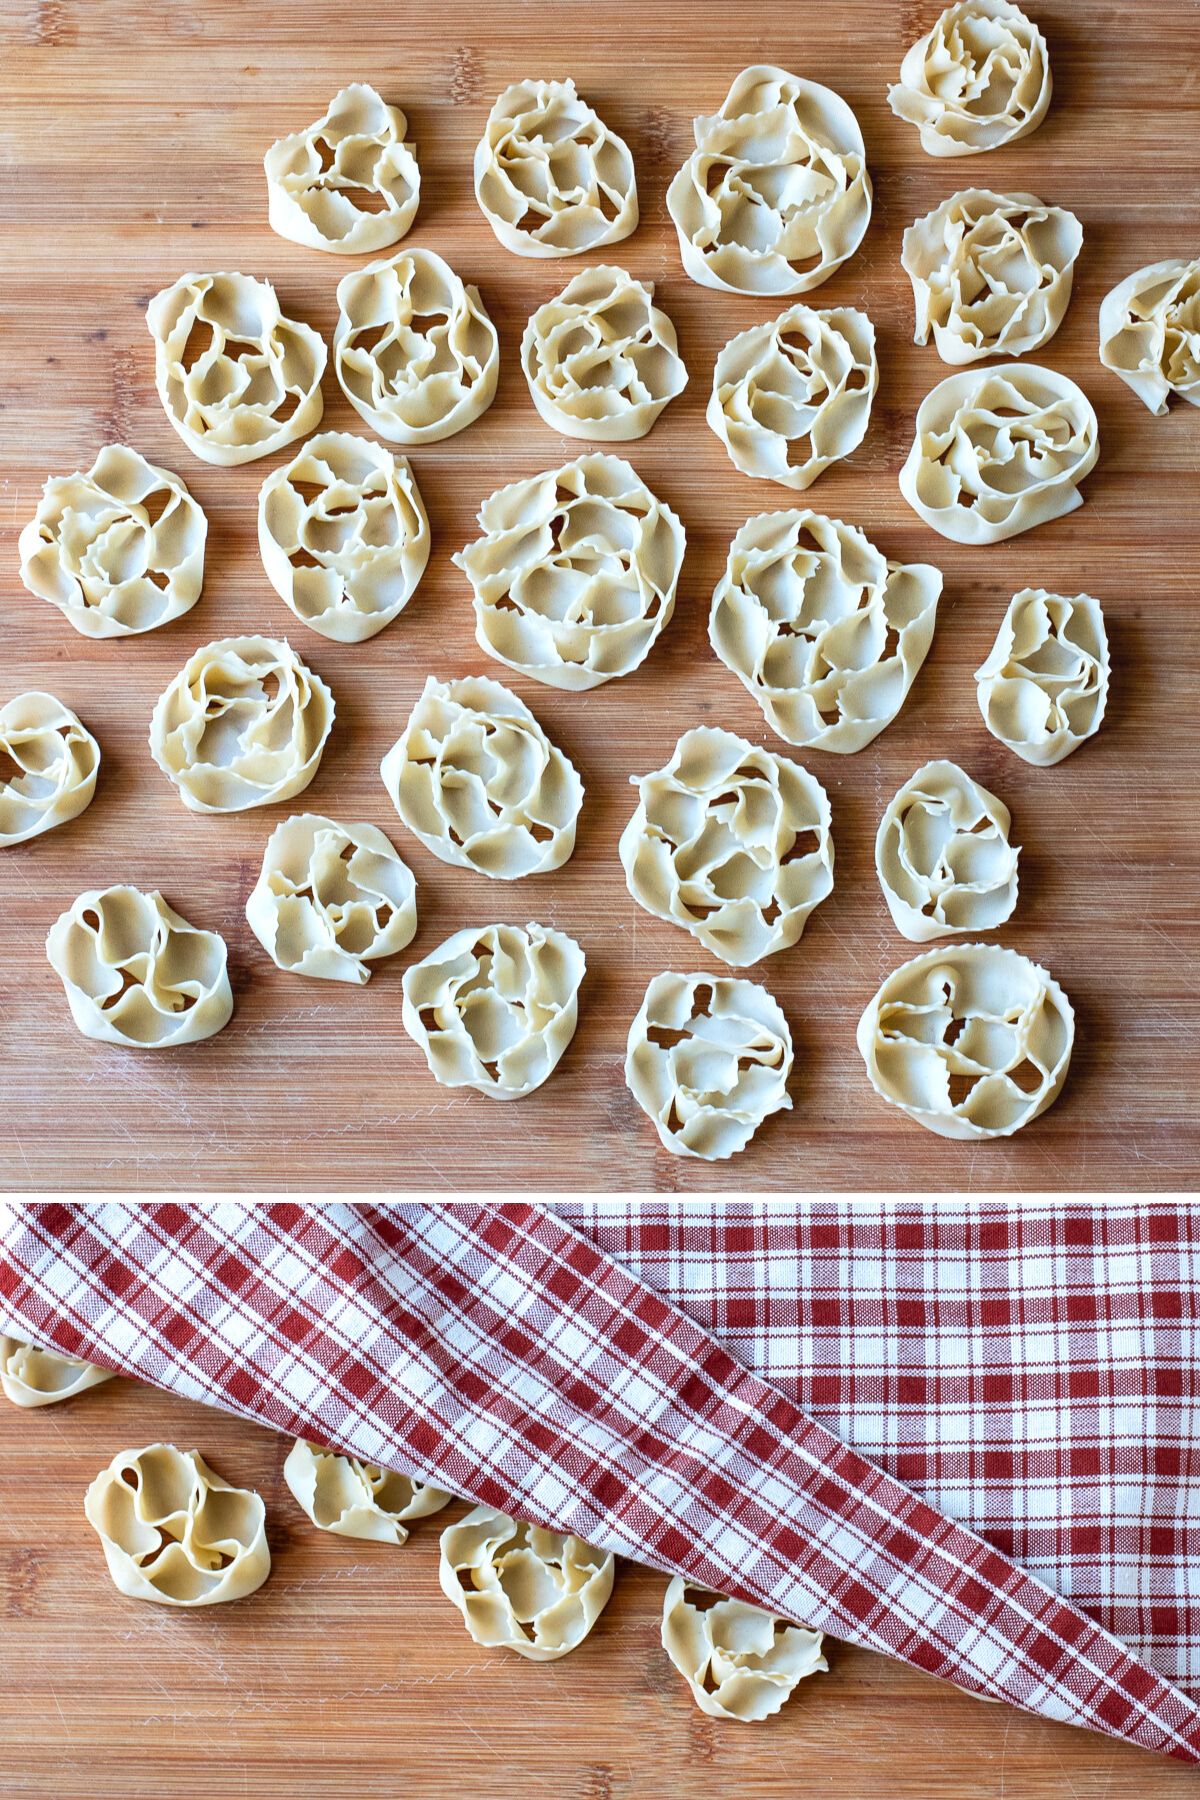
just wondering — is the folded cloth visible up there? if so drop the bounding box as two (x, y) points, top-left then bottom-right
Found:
(0, 1199), (1196, 1764)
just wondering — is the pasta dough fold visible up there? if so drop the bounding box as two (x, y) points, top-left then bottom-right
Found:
(857, 943), (1074, 1139)
(18, 444), (207, 638)
(903, 189), (1082, 364)
(380, 675), (583, 879)
(520, 266), (687, 441)
(334, 247), (498, 444)
(84, 1444), (269, 1606)
(265, 83), (420, 254)
(147, 272), (325, 465)
(619, 727), (834, 967)
(439, 1506), (615, 1658)
(975, 588), (1108, 765)
(454, 454), (685, 690)
(661, 1577), (827, 1721)
(245, 813), (416, 984)
(666, 64), (871, 297)
(150, 636), (334, 813)
(258, 432), (430, 643)
(709, 511), (943, 753)
(889, 1), (1051, 157)
(0, 1338), (113, 1408)
(708, 304), (877, 490)
(876, 760), (1018, 941)
(1099, 258), (1200, 414)
(0, 692), (99, 847)
(474, 79), (637, 257)
(899, 364), (1098, 544)
(283, 1439), (450, 1543)
(46, 885), (233, 1048)
(402, 922), (585, 1099)
(626, 972), (793, 1161)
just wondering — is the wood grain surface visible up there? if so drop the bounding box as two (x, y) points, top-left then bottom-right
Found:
(2, 0), (1198, 1192)
(0, 1374), (1194, 1799)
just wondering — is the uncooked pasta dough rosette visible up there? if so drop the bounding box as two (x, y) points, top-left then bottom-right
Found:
(283, 1439), (450, 1543)
(875, 760), (1019, 942)
(0, 1338), (113, 1409)
(265, 83), (420, 254)
(661, 1577), (827, 1720)
(474, 79), (637, 257)
(975, 589), (1108, 765)
(1099, 258), (1200, 414)
(889, 1), (1051, 157)
(0, 692), (99, 848)
(439, 1506), (615, 1658)
(520, 265), (687, 441)
(245, 814), (417, 985)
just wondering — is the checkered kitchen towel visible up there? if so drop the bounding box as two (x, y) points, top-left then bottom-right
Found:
(0, 1200), (1197, 1763)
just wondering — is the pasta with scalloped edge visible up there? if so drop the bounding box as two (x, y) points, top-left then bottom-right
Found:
(520, 265), (687, 441)
(474, 79), (637, 258)
(283, 1439), (451, 1543)
(662, 1577), (828, 1721)
(265, 83), (420, 255)
(439, 1506), (615, 1659)
(246, 813), (416, 985)
(1099, 258), (1200, 415)
(876, 760), (1019, 942)
(889, 1), (1051, 157)
(0, 692), (99, 848)
(975, 588), (1108, 766)
(0, 1338), (114, 1409)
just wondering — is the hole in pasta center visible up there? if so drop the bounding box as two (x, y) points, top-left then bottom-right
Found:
(1009, 1058), (1043, 1094)
(781, 830), (820, 863)
(141, 487), (173, 525)
(101, 968), (141, 1011)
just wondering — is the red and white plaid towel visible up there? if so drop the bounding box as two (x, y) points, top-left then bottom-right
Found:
(0, 1200), (1197, 1765)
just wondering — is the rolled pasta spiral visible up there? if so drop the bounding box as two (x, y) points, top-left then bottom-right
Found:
(245, 813), (417, 985)
(265, 83), (420, 255)
(146, 271), (326, 466)
(0, 1338), (113, 1409)
(0, 692), (99, 848)
(876, 760), (1019, 942)
(473, 79), (637, 258)
(709, 510), (943, 754)
(899, 364), (1098, 544)
(619, 726), (834, 967)
(520, 265), (687, 441)
(975, 588), (1109, 766)
(283, 1440), (450, 1544)
(380, 674), (583, 880)
(889, 0), (1051, 157)
(666, 64), (871, 297)
(856, 942), (1074, 1139)
(625, 972), (793, 1161)
(257, 432), (430, 643)
(661, 1577), (827, 1721)
(439, 1506), (615, 1659)
(18, 444), (206, 638)
(1099, 258), (1200, 415)
(453, 453), (685, 691)
(149, 635), (334, 814)
(707, 304), (877, 491)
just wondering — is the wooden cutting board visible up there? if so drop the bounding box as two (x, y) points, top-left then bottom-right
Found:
(2, 0), (1197, 1191)
(0, 1374), (1194, 1798)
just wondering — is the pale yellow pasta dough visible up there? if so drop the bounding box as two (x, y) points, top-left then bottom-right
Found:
(666, 64), (871, 297)
(626, 972), (793, 1161)
(1099, 258), (1200, 415)
(520, 265), (687, 441)
(453, 454), (685, 690)
(402, 922), (585, 1099)
(0, 1337), (114, 1409)
(661, 1577), (827, 1721)
(84, 1444), (269, 1606)
(889, 1), (1051, 157)
(150, 635), (334, 813)
(857, 942), (1074, 1139)
(975, 589), (1108, 765)
(146, 271), (326, 466)
(380, 674), (583, 879)
(619, 727), (834, 967)
(474, 79), (637, 258)
(258, 432), (430, 643)
(245, 813), (416, 985)
(46, 885), (233, 1048)
(709, 511), (943, 753)
(265, 83), (420, 255)
(0, 692), (99, 848)
(18, 444), (206, 638)
(876, 760), (1019, 942)
(283, 1439), (450, 1543)
(439, 1506), (615, 1659)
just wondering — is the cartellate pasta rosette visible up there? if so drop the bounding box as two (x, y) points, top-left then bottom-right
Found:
(903, 189), (1082, 364)
(857, 942), (1074, 1139)
(889, 0), (1051, 157)
(1099, 258), (1200, 415)
(283, 1440), (450, 1544)
(439, 1507), (615, 1659)
(520, 265), (687, 441)
(899, 364), (1098, 544)
(661, 1578), (828, 1721)
(333, 247), (498, 445)
(18, 444), (207, 638)
(709, 511), (943, 754)
(146, 271), (326, 466)
(453, 453), (685, 691)
(46, 886), (233, 1049)
(876, 760), (1019, 942)
(707, 304), (877, 491)
(619, 727), (834, 967)
(150, 635), (334, 813)
(625, 972), (794, 1161)
(0, 1338), (114, 1409)
(402, 922), (585, 1099)
(265, 83), (420, 255)
(975, 588), (1108, 765)
(257, 432), (430, 644)
(666, 64), (872, 297)
(473, 79), (637, 258)
(380, 675), (583, 880)
(0, 692), (99, 848)
(245, 813), (417, 985)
